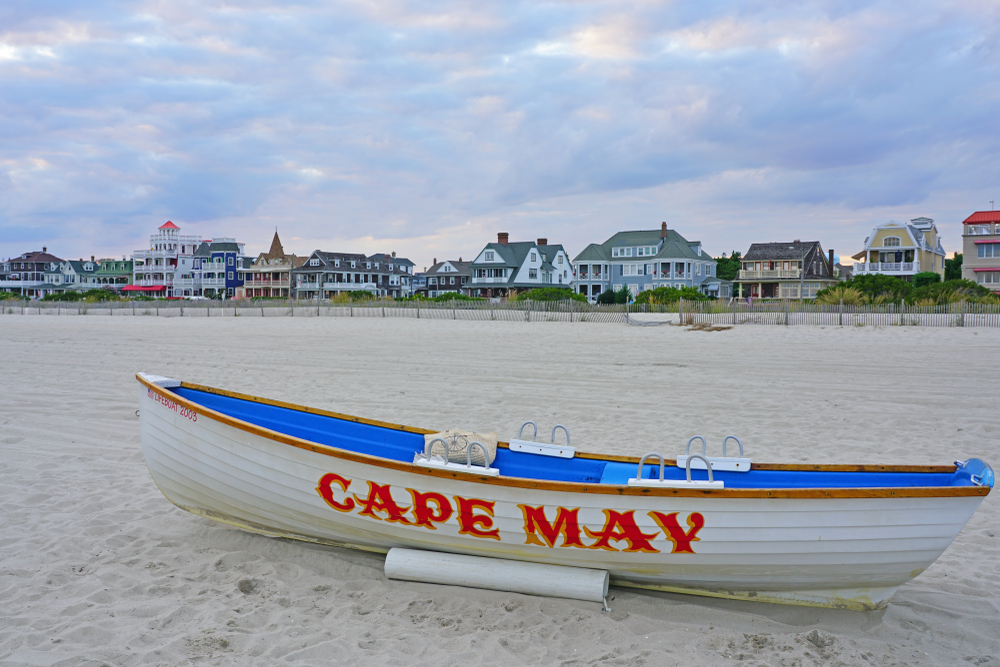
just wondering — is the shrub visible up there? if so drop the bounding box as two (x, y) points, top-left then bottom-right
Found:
(634, 286), (709, 305)
(813, 286), (864, 305)
(430, 292), (483, 302)
(514, 288), (587, 303)
(597, 286), (630, 305)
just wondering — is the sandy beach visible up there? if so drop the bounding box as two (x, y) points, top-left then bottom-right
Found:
(1, 316), (997, 666)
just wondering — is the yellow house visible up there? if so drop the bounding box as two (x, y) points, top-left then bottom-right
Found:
(851, 218), (945, 281)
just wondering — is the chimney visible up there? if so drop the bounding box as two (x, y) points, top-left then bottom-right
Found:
(661, 222), (667, 239)
(433, 257), (437, 265)
(43, 247), (47, 253)
(536, 238), (547, 246)
(91, 256), (95, 262)
(458, 257), (462, 262)
(828, 249), (835, 276)
(497, 232), (509, 246)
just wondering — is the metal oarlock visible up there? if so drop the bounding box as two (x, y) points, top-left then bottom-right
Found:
(509, 421), (576, 459)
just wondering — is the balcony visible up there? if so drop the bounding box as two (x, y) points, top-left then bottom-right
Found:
(321, 282), (376, 292)
(738, 269), (802, 280)
(471, 276), (509, 284)
(577, 274), (605, 282)
(854, 262), (918, 275)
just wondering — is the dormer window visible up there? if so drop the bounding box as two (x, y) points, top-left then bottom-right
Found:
(309, 258), (320, 267)
(334, 260), (340, 267)
(351, 261), (356, 268)
(883, 237), (901, 247)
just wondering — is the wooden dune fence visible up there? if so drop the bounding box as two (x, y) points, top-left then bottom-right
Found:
(4, 298), (1000, 327)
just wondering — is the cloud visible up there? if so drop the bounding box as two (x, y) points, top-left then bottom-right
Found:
(1, 0), (997, 265)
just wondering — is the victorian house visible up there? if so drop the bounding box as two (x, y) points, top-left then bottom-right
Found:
(236, 231), (304, 299)
(572, 223), (727, 302)
(419, 259), (471, 297)
(851, 217), (946, 281)
(961, 211), (1000, 293)
(130, 221), (245, 298)
(291, 251), (414, 299)
(0, 248), (63, 298)
(467, 233), (573, 298)
(735, 241), (838, 299)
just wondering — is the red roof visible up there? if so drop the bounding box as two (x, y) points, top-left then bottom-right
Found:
(159, 221), (180, 230)
(962, 211), (1000, 224)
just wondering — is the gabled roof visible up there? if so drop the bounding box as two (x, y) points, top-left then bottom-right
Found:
(368, 253), (414, 267)
(571, 228), (708, 263)
(744, 241), (820, 262)
(296, 250), (368, 268)
(193, 241), (242, 256)
(13, 250), (64, 264)
(963, 211), (1000, 224)
(159, 221), (180, 230)
(426, 260), (472, 277)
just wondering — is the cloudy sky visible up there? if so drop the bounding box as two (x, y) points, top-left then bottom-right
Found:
(2, 0), (997, 269)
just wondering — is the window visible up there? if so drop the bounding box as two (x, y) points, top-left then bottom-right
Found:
(429, 277), (437, 285)
(978, 272), (1000, 284)
(228, 257), (234, 265)
(334, 260), (340, 267)
(485, 251), (494, 261)
(978, 243), (1000, 259)
(228, 271), (234, 280)
(351, 261), (356, 268)
(366, 262), (371, 269)
(449, 277), (455, 285)
(883, 237), (901, 247)
(531, 252), (537, 262)
(309, 258), (320, 266)
(968, 225), (991, 235)
(529, 268), (538, 279)
(558, 256), (563, 264)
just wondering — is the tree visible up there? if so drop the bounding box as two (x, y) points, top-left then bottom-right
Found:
(945, 253), (963, 281)
(714, 251), (741, 282)
(912, 272), (942, 289)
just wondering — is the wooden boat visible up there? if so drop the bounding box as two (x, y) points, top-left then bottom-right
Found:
(137, 372), (994, 611)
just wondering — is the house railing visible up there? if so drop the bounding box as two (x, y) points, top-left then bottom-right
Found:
(854, 262), (918, 273)
(738, 269), (801, 279)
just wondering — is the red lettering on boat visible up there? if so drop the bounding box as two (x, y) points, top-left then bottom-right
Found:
(354, 481), (412, 524)
(584, 510), (660, 553)
(453, 496), (500, 540)
(407, 489), (453, 529)
(315, 473), (355, 512)
(649, 511), (705, 554)
(518, 505), (586, 548)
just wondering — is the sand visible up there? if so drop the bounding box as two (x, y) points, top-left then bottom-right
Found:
(0, 316), (997, 666)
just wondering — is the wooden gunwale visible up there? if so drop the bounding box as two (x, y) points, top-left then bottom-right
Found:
(138, 374), (988, 500)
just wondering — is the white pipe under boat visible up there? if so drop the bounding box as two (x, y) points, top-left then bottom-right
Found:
(384, 548), (610, 604)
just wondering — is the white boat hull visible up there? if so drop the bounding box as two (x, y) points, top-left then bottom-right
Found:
(139, 378), (987, 610)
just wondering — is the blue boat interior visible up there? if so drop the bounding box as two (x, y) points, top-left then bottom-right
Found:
(173, 387), (994, 490)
